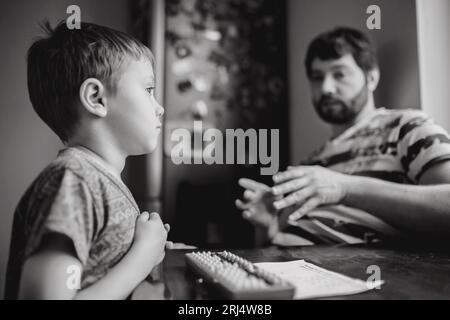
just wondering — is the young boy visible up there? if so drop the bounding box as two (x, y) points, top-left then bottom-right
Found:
(5, 21), (170, 300)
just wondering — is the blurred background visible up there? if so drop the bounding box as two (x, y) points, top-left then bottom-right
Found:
(0, 0), (449, 299)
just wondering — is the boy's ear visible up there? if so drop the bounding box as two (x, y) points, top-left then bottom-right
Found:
(79, 78), (108, 118)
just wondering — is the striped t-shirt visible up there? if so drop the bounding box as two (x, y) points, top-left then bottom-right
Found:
(5, 147), (140, 299)
(304, 108), (450, 183)
(284, 108), (450, 245)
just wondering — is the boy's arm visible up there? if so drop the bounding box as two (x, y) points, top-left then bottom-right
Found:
(19, 233), (155, 300)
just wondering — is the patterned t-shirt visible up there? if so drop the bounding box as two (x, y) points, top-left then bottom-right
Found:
(304, 108), (450, 183)
(5, 147), (140, 299)
(284, 108), (450, 245)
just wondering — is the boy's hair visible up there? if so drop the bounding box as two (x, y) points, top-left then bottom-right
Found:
(27, 21), (154, 142)
(305, 27), (378, 78)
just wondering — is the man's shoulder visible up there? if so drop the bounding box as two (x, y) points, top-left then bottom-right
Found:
(301, 108), (433, 165)
(376, 108), (448, 141)
(366, 108), (437, 139)
(374, 108), (430, 124)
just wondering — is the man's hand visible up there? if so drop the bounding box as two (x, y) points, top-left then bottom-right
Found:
(272, 166), (351, 221)
(235, 178), (281, 240)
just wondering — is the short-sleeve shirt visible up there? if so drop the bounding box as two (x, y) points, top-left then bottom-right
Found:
(286, 108), (450, 244)
(303, 108), (450, 183)
(5, 147), (140, 300)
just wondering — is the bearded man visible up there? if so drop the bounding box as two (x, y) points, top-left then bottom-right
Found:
(236, 27), (450, 246)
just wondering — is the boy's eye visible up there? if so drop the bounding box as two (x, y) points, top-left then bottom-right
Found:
(146, 87), (155, 95)
(334, 71), (346, 80)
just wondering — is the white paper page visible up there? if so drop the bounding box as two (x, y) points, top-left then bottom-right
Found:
(255, 260), (384, 300)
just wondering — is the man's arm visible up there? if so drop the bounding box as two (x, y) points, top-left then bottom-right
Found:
(342, 161), (450, 237)
(272, 162), (450, 238)
(19, 233), (157, 300)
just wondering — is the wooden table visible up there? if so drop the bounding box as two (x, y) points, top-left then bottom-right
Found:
(132, 244), (450, 300)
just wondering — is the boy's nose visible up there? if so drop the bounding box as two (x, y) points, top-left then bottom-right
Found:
(156, 102), (165, 118)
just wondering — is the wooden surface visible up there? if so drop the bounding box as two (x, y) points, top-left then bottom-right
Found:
(132, 244), (450, 300)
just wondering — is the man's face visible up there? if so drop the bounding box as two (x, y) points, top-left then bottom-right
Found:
(107, 58), (164, 155)
(309, 54), (369, 125)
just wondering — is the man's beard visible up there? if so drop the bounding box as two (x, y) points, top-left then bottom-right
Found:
(313, 84), (369, 125)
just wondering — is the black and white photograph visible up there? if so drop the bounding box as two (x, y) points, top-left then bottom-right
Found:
(0, 0), (450, 304)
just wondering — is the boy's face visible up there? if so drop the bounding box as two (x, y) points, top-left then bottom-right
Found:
(107, 58), (164, 155)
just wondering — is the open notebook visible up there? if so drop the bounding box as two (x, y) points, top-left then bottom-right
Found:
(255, 260), (384, 300)
(286, 205), (402, 245)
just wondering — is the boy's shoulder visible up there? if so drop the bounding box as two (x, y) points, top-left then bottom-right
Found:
(49, 148), (100, 181)
(30, 148), (100, 192)
(44, 147), (124, 182)
(15, 149), (95, 213)
(17, 147), (139, 219)
(23, 148), (115, 204)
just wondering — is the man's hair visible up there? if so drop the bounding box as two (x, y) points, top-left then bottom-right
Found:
(27, 21), (154, 142)
(305, 27), (378, 78)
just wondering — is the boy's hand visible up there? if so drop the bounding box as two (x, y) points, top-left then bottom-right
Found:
(164, 223), (174, 250)
(132, 212), (168, 274)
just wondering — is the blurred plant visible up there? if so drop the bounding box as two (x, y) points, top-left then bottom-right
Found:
(166, 0), (287, 130)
